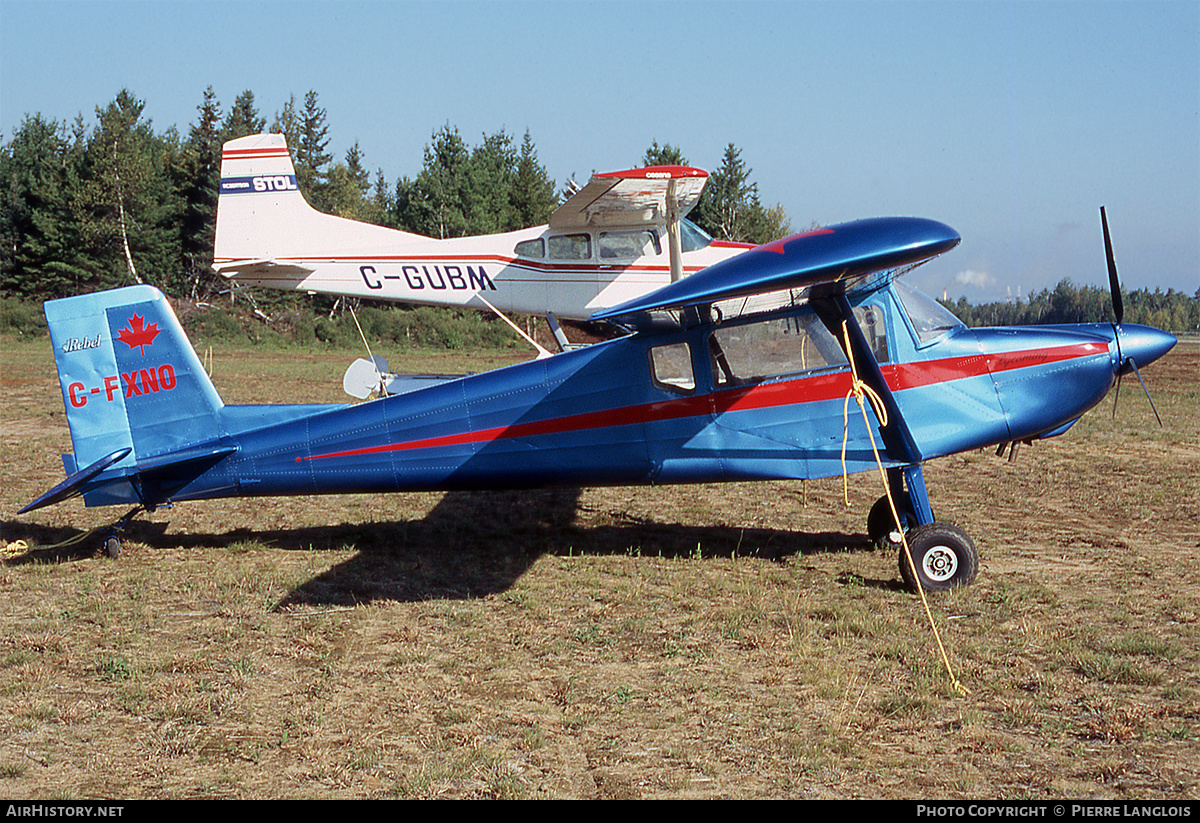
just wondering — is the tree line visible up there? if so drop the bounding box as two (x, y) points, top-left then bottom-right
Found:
(941, 279), (1199, 335)
(2, 86), (1195, 334)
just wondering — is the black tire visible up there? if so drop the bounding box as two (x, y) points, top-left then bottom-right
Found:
(898, 522), (978, 592)
(104, 535), (121, 559)
(867, 494), (915, 549)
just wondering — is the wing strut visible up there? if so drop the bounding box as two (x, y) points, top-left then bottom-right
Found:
(666, 179), (683, 283)
(813, 294), (936, 528)
(812, 295), (923, 466)
(472, 293), (552, 359)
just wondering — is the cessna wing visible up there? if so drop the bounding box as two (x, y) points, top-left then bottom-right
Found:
(553, 166), (710, 284)
(551, 166), (708, 229)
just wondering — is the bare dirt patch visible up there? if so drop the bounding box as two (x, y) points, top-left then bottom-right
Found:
(1, 336), (1196, 798)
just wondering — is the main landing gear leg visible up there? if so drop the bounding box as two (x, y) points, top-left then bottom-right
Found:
(867, 464), (979, 592)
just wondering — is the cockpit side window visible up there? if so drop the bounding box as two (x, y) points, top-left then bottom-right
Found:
(600, 230), (660, 259)
(852, 303), (889, 363)
(709, 311), (848, 387)
(514, 238), (544, 258)
(649, 342), (695, 393)
(679, 218), (713, 252)
(548, 233), (592, 260)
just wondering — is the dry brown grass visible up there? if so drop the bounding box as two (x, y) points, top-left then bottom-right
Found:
(1, 334), (1197, 799)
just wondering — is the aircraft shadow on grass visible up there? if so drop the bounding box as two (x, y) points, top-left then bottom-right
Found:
(2, 487), (883, 606)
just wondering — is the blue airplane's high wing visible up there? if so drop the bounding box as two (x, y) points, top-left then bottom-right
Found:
(589, 217), (960, 321)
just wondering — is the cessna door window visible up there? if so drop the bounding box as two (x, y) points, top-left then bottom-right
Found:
(548, 233), (592, 260)
(514, 238), (545, 258)
(600, 230), (661, 259)
(894, 280), (964, 344)
(709, 312), (849, 387)
(649, 342), (695, 393)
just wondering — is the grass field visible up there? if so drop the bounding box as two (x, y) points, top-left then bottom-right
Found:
(1, 334), (1197, 799)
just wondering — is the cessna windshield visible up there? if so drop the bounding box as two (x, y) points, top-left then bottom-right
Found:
(679, 218), (713, 252)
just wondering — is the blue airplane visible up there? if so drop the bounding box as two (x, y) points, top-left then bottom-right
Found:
(20, 210), (1176, 592)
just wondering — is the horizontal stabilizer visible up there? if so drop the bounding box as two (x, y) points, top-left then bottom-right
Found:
(19, 448), (131, 513)
(19, 442), (239, 514)
(134, 443), (238, 475)
(212, 258), (316, 277)
(590, 217), (960, 321)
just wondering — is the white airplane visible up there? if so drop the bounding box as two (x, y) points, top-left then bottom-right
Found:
(212, 134), (754, 329)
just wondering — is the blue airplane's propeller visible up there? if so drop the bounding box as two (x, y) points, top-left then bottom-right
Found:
(1101, 206), (1123, 326)
(1102, 206), (1166, 426)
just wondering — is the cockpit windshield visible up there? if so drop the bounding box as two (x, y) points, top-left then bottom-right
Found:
(679, 218), (713, 252)
(894, 280), (964, 344)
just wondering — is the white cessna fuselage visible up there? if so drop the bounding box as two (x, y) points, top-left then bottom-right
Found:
(213, 134), (753, 321)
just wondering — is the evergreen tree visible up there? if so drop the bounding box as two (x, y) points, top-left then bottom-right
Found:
(221, 89), (266, 142)
(642, 140), (688, 167)
(693, 143), (790, 244)
(1, 114), (89, 297)
(511, 130), (556, 227)
(400, 124), (471, 238)
(324, 141), (373, 220)
(697, 143), (756, 242)
(178, 86), (222, 296)
(75, 90), (182, 290)
(271, 94), (300, 158)
(369, 167), (395, 227)
(295, 90), (333, 209)
(743, 201), (792, 244)
(465, 129), (517, 234)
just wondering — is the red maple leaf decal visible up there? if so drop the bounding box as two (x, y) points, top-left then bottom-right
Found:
(117, 313), (160, 355)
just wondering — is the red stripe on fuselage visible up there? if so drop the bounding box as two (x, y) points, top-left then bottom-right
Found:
(298, 342), (1106, 463)
(213, 253), (711, 276)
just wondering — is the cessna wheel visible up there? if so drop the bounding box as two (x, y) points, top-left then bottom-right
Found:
(899, 522), (978, 592)
(867, 494), (915, 549)
(104, 535), (121, 559)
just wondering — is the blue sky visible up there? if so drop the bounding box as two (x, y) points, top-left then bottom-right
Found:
(2, 0), (1197, 301)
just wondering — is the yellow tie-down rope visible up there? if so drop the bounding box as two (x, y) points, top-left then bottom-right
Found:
(839, 321), (967, 695)
(3, 527), (98, 557)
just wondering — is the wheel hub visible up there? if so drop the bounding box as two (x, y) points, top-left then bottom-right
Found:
(922, 545), (958, 582)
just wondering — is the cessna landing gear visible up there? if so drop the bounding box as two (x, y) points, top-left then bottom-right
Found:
(103, 533), (122, 559)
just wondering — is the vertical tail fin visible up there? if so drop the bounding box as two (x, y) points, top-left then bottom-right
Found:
(23, 286), (225, 511)
(212, 133), (422, 282)
(213, 133), (317, 268)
